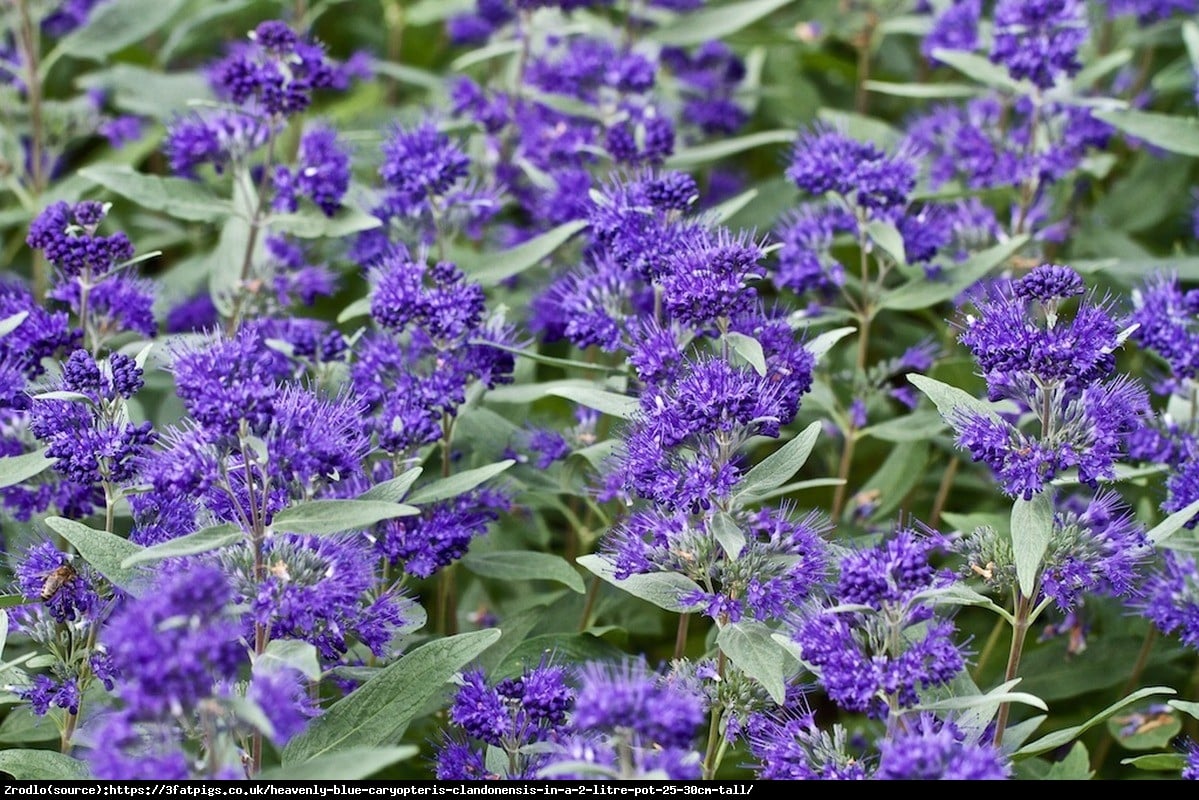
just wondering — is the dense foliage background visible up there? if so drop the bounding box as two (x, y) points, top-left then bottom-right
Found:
(2, 0), (1199, 782)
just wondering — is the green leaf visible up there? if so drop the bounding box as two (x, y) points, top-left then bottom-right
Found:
(922, 584), (1010, 618)
(408, 0), (474, 25)
(56, 0), (189, 61)
(206, 194), (255, 315)
(880, 236), (1029, 311)
(576, 554), (705, 613)
(0, 750), (90, 780)
(120, 524), (242, 567)
(1147, 497), (1199, 545)
(816, 110), (902, 150)
(858, 411), (946, 442)
(258, 746), (417, 781)
(864, 80), (978, 98)
(545, 386), (638, 420)
(1016, 686), (1176, 757)
(665, 130), (794, 169)
(1011, 492), (1055, 599)
(258, 640), (321, 682)
(406, 460), (515, 505)
(1185, 21), (1199, 69)
(0, 449), (55, 490)
(268, 205), (382, 239)
(1121, 753), (1186, 772)
(865, 219), (905, 265)
(918, 690), (1047, 713)
(0, 312), (28, 339)
(282, 629), (500, 763)
(271, 500), (420, 535)
(804, 326), (856, 361)
(1043, 743), (1094, 779)
(1073, 50), (1134, 90)
(463, 221), (587, 287)
(651, 0), (793, 46)
(733, 477), (845, 505)
(725, 332), (767, 376)
(43, 517), (142, 591)
(717, 622), (792, 704)
(710, 512), (746, 560)
(337, 297), (372, 324)
(450, 38), (523, 71)
(78, 166), (232, 222)
(1170, 699), (1199, 720)
(908, 373), (1004, 425)
(1093, 109), (1199, 158)
(370, 60), (443, 91)
(737, 421), (822, 499)
(358, 468), (424, 503)
(462, 551), (585, 594)
(77, 64), (213, 119)
(708, 188), (758, 224)
(930, 49), (1023, 91)
(30, 391), (92, 403)
(475, 340), (621, 374)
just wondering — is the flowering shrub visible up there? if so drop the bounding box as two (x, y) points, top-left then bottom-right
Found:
(1, 0), (1199, 782)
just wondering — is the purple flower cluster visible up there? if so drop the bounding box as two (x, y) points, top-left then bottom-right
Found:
(353, 251), (515, 459)
(26, 201), (133, 280)
(962, 491), (1150, 612)
(1131, 272), (1199, 391)
(788, 128), (916, 215)
(375, 488), (510, 578)
(144, 330), (369, 531)
(30, 361), (154, 488)
(606, 505), (829, 623)
(273, 125), (352, 217)
(1136, 550), (1199, 651)
(165, 110), (274, 178)
(662, 42), (749, 137)
(793, 527), (966, 718)
(874, 714), (1011, 779)
(219, 532), (412, 662)
(9, 539), (114, 721)
(905, 96), (1112, 199)
(990, 0), (1086, 89)
(923, 0), (980, 63)
(210, 21), (341, 117)
(949, 264), (1147, 498)
(746, 710), (870, 780)
(437, 660), (574, 779)
(86, 565), (274, 778)
(535, 660), (706, 780)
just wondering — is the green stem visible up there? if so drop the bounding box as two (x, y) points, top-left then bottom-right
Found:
(993, 590), (1035, 748)
(438, 563), (458, 636)
(673, 613), (691, 660)
(929, 456), (959, 529)
(700, 649), (727, 779)
(577, 576), (601, 633)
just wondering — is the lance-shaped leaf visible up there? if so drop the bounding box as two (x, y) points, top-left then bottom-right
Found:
(576, 555), (705, 613)
(282, 629), (500, 763)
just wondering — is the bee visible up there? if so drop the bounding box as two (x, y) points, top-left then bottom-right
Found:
(40, 564), (77, 602)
